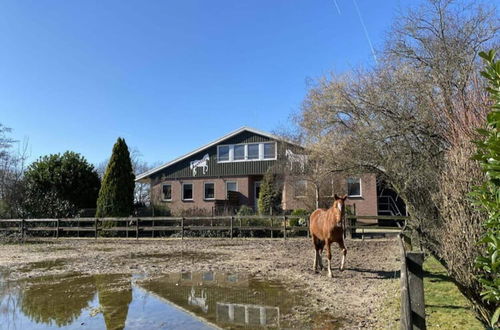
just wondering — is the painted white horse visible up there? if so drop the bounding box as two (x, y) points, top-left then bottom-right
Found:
(285, 149), (308, 172)
(190, 153), (209, 176)
(188, 287), (208, 313)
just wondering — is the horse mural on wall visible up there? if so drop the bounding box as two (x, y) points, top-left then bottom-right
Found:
(190, 154), (209, 176)
(285, 149), (308, 172)
(309, 194), (348, 278)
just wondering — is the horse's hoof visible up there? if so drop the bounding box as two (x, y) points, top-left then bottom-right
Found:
(339, 267), (344, 272)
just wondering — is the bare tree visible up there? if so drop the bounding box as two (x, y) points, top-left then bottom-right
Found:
(0, 125), (29, 218)
(296, 0), (498, 323)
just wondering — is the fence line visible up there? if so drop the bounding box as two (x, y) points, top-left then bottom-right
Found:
(0, 215), (406, 240)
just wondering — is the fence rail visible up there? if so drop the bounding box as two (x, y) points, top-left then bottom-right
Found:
(0, 214), (407, 240)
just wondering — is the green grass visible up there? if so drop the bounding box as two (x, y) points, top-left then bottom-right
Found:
(423, 256), (484, 329)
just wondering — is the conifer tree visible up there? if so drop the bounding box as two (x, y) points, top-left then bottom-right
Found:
(257, 169), (283, 215)
(96, 138), (135, 217)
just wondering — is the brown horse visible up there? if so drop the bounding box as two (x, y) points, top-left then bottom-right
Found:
(309, 194), (348, 277)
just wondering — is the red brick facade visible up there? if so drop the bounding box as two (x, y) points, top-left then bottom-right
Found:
(151, 176), (263, 215)
(282, 173), (378, 218)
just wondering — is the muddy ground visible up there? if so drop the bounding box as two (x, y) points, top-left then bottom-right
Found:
(0, 237), (400, 329)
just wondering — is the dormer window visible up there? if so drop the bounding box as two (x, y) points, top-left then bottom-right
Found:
(217, 142), (276, 163)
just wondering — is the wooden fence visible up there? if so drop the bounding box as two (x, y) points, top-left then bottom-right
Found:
(399, 233), (426, 330)
(0, 215), (406, 240)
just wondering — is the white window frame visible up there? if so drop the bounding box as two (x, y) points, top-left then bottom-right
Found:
(182, 183), (194, 201)
(216, 142), (277, 163)
(162, 184), (172, 201)
(217, 145), (230, 162)
(347, 178), (362, 197)
(294, 180), (308, 198)
(262, 142), (276, 160)
(226, 181), (238, 198)
(233, 144), (246, 161)
(203, 182), (215, 200)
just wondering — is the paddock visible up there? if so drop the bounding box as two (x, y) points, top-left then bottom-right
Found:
(0, 237), (400, 329)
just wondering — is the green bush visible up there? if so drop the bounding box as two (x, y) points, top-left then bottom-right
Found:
(290, 209), (309, 227)
(472, 50), (500, 327)
(22, 151), (100, 218)
(237, 205), (254, 216)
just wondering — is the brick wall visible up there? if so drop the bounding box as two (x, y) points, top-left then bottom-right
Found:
(151, 176), (262, 215)
(282, 173), (378, 220)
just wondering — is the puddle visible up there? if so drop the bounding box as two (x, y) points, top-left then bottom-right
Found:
(128, 251), (217, 262)
(0, 271), (340, 329)
(18, 258), (67, 273)
(139, 272), (303, 329)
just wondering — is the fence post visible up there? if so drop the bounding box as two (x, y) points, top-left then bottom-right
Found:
(152, 218), (155, 238)
(306, 217), (310, 238)
(407, 251), (426, 330)
(270, 217), (274, 238)
(400, 253), (411, 330)
(95, 218), (98, 240)
(126, 219), (129, 238)
(283, 215), (287, 240)
(56, 219), (60, 239)
(21, 218), (25, 242)
(230, 216), (233, 239)
(136, 218), (140, 240)
(181, 217), (184, 240)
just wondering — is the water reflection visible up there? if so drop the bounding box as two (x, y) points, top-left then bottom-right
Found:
(19, 274), (96, 327)
(189, 287), (209, 313)
(0, 270), (317, 329)
(140, 271), (295, 328)
(95, 274), (133, 330)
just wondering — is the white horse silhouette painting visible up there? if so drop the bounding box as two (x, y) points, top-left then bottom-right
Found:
(285, 149), (308, 172)
(190, 154), (209, 176)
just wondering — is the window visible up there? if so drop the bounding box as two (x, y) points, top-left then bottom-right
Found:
(217, 142), (277, 162)
(162, 184), (172, 201)
(294, 180), (307, 197)
(233, 144), (245, 160)
(247, 144), (259, 160)
(226, 181), (237, 198)
(218, 145), (229, 162)
(204, 182), (215, 200)
(263, 142), (275, 159)
(182, 183), (193, 200)
(347, 178), (361, 197)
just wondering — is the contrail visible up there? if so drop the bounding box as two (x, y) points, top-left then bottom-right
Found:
(352, 0), (378, 64)
(332, 0), (341, 14)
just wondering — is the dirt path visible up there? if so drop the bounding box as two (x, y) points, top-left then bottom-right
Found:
(0, 237), (400, 329)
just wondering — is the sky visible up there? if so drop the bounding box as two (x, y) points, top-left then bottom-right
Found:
(0, 0), (418, 167)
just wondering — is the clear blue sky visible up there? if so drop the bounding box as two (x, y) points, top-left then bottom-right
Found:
(0, 0), (417, 167)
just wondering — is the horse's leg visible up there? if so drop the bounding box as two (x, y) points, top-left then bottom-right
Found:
(338, 239), (347, 271)
(318, 247), (324, 270)
(312, 236), (320, 272)
(326, 241), (333, 278)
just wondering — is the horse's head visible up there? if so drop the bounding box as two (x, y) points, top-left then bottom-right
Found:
(333, 194), (348, 215)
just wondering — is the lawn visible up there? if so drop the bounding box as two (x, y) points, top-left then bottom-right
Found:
(423, 256), (484, 329)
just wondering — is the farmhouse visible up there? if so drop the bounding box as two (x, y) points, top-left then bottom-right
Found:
(136, 127), (401, 217)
